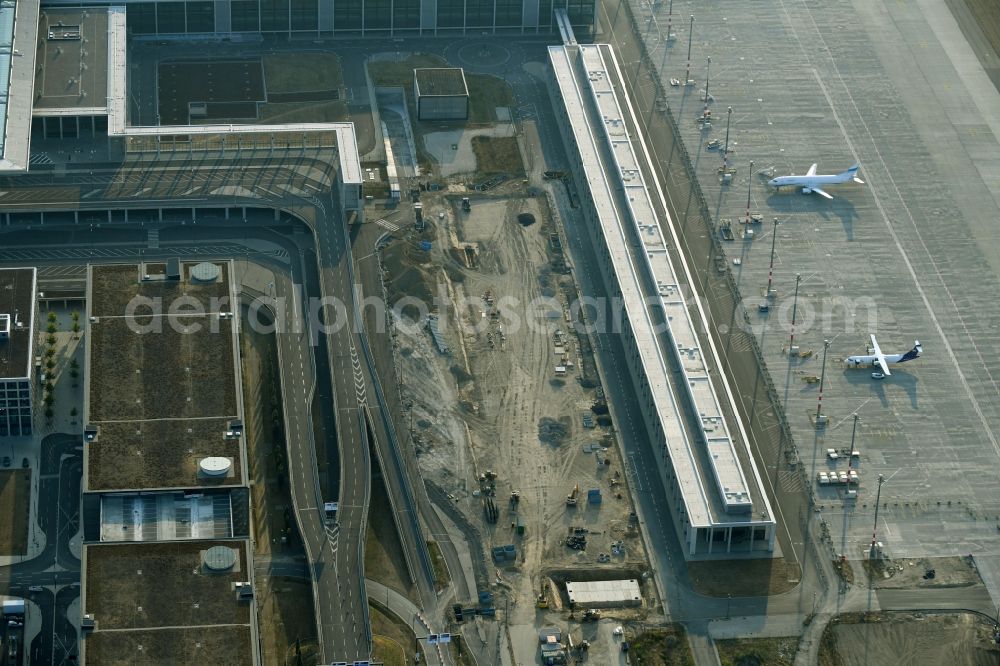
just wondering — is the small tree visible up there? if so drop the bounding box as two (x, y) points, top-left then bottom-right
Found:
(45, 382), (55, 394)
(47, 312), (57, 324)
(70, 407), (78, 418)
(71, 311), (80, 323)
(43, 393), (54, 407)
(44, 407), (54, 421)
(46, 322), (57, 334)
(45, 359), (55, 371)
(70, 359), (79, 370)
(46, 334), (57, 346)
(72, 322), (81, 338)
(44, 347), (55, 359)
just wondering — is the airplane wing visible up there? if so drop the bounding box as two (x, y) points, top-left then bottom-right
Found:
(811, 187), (833, 200)
(806, 163), (818, 176)
(870, 334), (891, 375)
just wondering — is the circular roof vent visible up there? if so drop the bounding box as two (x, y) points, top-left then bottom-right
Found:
(190, 262), (221, 283)
(199, 457), (232, 477)
(203, 546), (237, 571)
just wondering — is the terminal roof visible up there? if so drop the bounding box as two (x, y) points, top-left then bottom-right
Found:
(550, 44), (773, 528)
(33, 8), (111, 115)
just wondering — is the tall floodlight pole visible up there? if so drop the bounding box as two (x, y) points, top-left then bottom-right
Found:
(789, 273), (801, 353)
(723, 106), (732, 169)
(848, 413), (859, 470)
(703, 56), (712, 117)
(666, 0), (674, 40)
(869, 473), (886, 559)
(685, 16), (694, 84)
(745, 160), (754, 225)
(816, 339), (830, 424)
(766, 218), (778, 298)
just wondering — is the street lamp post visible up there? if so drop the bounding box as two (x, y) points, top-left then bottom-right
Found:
(848, 414), (859, 469)
(789, 273), (801, 353)
(816, 339), (830, 425)
(685, 16), (694, 84)
(766, 217), (778, 299)
(666, 0), (674, 40)
(869, 473), (886, 559)
(745, 160), (754, 225)
(723, 106), (732, 170)
(703, 56), (711, 117)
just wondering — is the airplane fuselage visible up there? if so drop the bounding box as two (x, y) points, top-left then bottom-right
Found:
(767, 164), (863, 199)
(846, 341), (921, 370)
(845, 352), (911, 368)
(768, 173), (854, 190)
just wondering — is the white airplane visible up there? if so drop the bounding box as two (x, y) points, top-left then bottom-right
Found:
(845, 335), (922, 377)
(767, 163), (864, 199)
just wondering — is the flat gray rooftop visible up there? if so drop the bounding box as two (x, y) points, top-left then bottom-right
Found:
(0, 268), (35, 380)
(33, 7), (110, 114)
(635, 0), (1000, 573)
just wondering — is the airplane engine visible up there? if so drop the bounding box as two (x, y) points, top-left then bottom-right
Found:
(801, 187), (812, 195)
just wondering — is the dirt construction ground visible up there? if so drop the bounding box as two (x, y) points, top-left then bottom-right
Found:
(863, 555), (982, 589)
(820, 612), (999, 666)
(381, 186), (656, 660)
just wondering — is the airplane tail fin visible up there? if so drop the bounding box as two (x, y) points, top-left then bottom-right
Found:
(843, 163), (865, 184)
(901, 340), (922, 362)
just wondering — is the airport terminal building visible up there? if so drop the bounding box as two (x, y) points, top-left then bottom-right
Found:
(79, 262), (259, 664)
(122, 0), (594, 36)
(550, 39), (777, 557)
(36, 0), (595, 36)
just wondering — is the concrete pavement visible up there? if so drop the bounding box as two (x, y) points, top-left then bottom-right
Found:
(366, 578), (447, 666)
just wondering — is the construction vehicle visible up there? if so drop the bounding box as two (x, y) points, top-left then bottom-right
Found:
(479, 469), (498, 497)
(536, 582), (549, 608)
(461, 197), (471, 212)
(581, 609), (601, 622)
(510, 490), (521, 509)
(566, 484), (579, 507)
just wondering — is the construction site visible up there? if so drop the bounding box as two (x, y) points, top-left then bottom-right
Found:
(376, 77), (662, 660)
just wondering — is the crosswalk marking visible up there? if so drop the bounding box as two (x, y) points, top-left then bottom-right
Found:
(373, 218), (400, 232)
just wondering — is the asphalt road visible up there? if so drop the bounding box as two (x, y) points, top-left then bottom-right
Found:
(0, 434), (82, 666)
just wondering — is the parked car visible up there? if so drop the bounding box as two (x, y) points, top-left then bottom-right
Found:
(2, 456), (10, 467)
